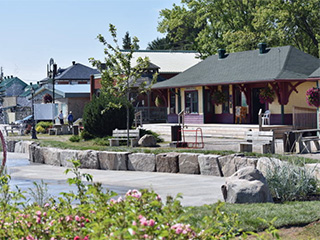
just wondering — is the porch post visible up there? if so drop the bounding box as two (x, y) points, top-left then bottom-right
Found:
(281, 105), (284, 125)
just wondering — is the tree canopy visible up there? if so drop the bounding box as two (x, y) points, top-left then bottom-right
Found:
(158, 0), (320, 58)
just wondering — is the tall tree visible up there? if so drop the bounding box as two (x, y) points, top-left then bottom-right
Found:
(147, 37), (172, 50)
(122, 31), (140, 50)
(158, 0), (320, 58)
(89, 24), (156, 145)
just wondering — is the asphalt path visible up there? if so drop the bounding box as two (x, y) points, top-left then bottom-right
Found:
(6, 152), (225, 206)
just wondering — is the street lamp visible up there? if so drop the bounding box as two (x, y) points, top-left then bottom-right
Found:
(30, 83), (37, 139)
(47, 58), (57, 103)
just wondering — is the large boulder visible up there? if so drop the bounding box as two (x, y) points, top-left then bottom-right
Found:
(221, 167), (273, 203)
(156, 152), (179, 173)
(99, 151), (129, 170)
(128, 153), (156, 172)
(178, 153), (200, 174)
(218, 155), (237, 177)
(138, 134), (157, 147)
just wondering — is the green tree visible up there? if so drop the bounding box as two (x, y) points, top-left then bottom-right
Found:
(122, 31), (140, 50)
(89, 24), (156, 145)
(82, 94), (133, 137)
(147, 37), (173, 50)
(158, 0), (320, 58)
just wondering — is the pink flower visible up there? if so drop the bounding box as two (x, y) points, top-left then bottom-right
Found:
(75, 215), (81, 222)
(132, 221), (137, 226)
(148, 219), (155, 227)
(35, 211), (41, 216)
(74, 237), (80, 240)
(36, 217), (41, 224)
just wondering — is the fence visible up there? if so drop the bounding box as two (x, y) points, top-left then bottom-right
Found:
(292, 106), (317, 129)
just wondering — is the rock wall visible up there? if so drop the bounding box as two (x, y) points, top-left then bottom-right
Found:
(7, 140), (261, 177)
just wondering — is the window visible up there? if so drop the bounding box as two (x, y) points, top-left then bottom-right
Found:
(170, 89), (176, 113)
(185, 91), (198, 113)
(222, 85), (229, 113)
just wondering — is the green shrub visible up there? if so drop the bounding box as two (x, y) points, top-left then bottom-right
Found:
(35, 121), (53, 133)
(93, 137), (110, 146)
(35, 125), (45, 133)
(140, 128), (164, 143)
(69, 135), (80, 142)
(82, 94), (134, 138)
(80, 130), (94, 141)
(266, 161), (319, 202)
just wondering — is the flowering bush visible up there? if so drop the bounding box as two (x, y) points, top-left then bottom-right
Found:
(212, 90), (227, 105)
(306, 87), (320, 107)
(0, 159), (273, 239)
(259, 87), (275, 104)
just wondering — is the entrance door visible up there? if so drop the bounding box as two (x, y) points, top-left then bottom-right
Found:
(252, 88), (265, 124)
(204, 90), (214, 123)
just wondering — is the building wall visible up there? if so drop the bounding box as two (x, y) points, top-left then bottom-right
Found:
(66, 97), (90, 120)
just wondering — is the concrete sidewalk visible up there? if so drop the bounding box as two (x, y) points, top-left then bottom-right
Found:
(8, 153), (225, 206)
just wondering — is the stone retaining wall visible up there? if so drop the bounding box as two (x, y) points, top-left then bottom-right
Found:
(7, 140), (261, 177)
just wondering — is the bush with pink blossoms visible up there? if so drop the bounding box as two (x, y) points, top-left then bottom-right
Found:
(0, 160), (275, 239)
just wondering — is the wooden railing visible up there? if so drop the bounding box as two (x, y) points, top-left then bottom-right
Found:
(293, 106), (317, 129)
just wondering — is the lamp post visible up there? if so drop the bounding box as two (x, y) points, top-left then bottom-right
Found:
(47, 58), (57, 103)
(30, 83), (37, 139)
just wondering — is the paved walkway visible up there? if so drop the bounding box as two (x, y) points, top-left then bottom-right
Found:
(7, 153), (225, 206)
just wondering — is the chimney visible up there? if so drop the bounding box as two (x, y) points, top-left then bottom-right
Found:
(218, 49), (226, 59)
(72, 61), (76, 65)
(258, 43), (267, 54)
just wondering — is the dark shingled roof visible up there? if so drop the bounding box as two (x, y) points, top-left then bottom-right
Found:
(41, 63), (99, 82)
(309, 67), (320, 78)
(152, 46), (320, 89)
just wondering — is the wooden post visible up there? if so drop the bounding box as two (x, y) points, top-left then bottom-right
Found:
(258, 108), (262, 131)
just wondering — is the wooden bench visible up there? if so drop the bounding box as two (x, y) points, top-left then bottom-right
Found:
(109, 129), (141, 147)
(239, 131), (275, 154)
(300, 135), (320, 153)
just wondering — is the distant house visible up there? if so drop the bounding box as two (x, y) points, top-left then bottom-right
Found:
(0, 76), (30, 123)
(152, 44), (320, 126)
(33, 61), (99, 122)
(91, 50), (201, 123)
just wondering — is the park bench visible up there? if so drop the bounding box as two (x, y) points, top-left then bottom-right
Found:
(4, 124), (23, 136)
(239, 131), (275, 154)
(109, 128), (141, 147)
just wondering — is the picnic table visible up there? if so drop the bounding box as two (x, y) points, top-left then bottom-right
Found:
(284, 129), (320, 153)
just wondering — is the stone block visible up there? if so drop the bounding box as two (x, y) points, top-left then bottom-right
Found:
(156, 152), (179, 173)
(60, 150), (78, 168)
(32, 145), (44, 164)
(218, 155), (236, 177)
(128, 153), (156, 172)
(6, 140), (17, 152)
(99, 151), (129, 170)
(198, 154), (221, 176)
(42, 147), (61, 166)
(178, 153), (200, 174)
(78, 150), (100, 169)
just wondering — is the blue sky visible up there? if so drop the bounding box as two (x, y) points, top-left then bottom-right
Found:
(0, 0), (179, 82)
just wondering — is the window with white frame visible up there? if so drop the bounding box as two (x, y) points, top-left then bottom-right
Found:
(185, 90), (198, 113)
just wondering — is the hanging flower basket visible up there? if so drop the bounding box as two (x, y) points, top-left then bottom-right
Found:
(43, 93), (53, 103)
(212, 90), (227, 106)
(306, 87), (320, 107)
(259, 87), (275, 104)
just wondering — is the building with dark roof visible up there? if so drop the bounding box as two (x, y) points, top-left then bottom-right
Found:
(91, 50), (201, 123)
(152, 45), (320, 125)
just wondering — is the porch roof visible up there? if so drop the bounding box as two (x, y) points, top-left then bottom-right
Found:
(152, 46), (320, 89)
(309, 67), (320, 78)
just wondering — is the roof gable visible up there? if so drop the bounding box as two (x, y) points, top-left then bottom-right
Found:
(55, 63), (99, 80)
(309, 67), (320, 78)
(0, 76), (27, 89)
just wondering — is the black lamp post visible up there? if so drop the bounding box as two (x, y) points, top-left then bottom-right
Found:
(30, 83), (37, 139)
(47, 58), (57, 103)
